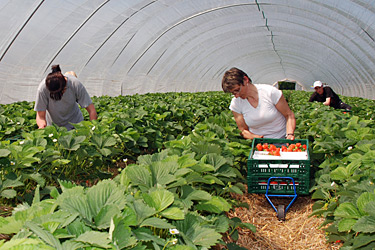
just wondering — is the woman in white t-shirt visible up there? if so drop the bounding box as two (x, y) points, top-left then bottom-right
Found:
(222, 67), (296, 140)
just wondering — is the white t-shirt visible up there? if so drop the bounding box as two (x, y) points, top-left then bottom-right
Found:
(229, 84), (286, 138)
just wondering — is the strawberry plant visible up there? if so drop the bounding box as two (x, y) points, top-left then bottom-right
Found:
(0, 118), (255, 249)
(1, 90), (375, 249)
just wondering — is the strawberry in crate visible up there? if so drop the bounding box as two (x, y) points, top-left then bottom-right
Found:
(255, 143), (281, 156)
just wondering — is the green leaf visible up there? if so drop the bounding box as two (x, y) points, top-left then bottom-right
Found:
(95, 204), (121, 229)
(169, 245), (195, 250)
(0, 149), (10, 157)
(201, 153), (227, 171)
(110, 215), (137, 249)
(191, 143), (222, 156)
(347, 153), (363, 162)
(357, 192), (375, 216)
(226, 242), (249, 250)
(346, 160), (362, 175)
(192, 228), (222, 247)
(1, 177), (24, 189)
(334, 202), (361, 219)
(27, 173), (46, 187)
(150, 160), (178, 186)
(0, 200), (57, 235)
(229, 185), (243, 195)
(185, 190), (212, 201)
(57, 186), (92, 221)
(98, 148), (112, 157)
(311, 188), (330, 200)
(345, 130), (360, 140)
(121, 206), (138, 226)
(61, 241), (88, 250)
(0, 238), (55, 249)
(352, 215), (375, 233)
(124, 165), (152, 189)
(337, 218), (357, 232)
(160, 207), (185, 220)
(352, 234), (375, 249)
(185, 172), (211, 184)
(166, 177), (188, 189)
(190, 163), (215, 173)
(91, 134), (116, 149)
(174, 213), (221, 247)
(0, 189), (17, 199)
(143, 189), (174, 213)
(215, 165), (237, 178)
(130, 199), (156, 224)
(66, 219), (91, 238)
(52, 159), (70, 166)
(75, 231), (111, 248)
(139, 217), (173, 229)
(195, 196), (231, 213)
(0, 216), (23, 235)
(132, 227), (166, 246)
(58, 180), (77, 192)
(50, 187), (59, 199)
(177, 155), (198, 168)
(240, 222), (257, 233)
(330, 167), (348, 180)
(86, 179), (126, 217)
(58, 134), (86, 151)
(25, 221), (62, 250)
(32, 184), (40, 205)
(364, 201), (375, 217)
(137, 150), (169, 166)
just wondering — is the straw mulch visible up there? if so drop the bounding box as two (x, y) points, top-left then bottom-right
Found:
(225, 191), (342, 250)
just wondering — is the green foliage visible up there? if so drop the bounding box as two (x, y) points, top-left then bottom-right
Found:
(2, 90), (375, 248)
(0, 91), (255, 249)
(284, 90), (375, 249)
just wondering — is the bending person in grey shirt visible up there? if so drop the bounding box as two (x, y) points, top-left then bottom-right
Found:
(34, 65), (97, 130)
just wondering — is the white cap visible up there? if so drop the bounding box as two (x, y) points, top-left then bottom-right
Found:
(313, 81), (323, 88)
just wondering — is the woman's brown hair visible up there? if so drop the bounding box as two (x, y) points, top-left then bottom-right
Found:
(45, 65), (66, 100)
(221, 67), (251, 93)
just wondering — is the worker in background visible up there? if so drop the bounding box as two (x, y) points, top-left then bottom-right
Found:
(34, 65), (97, 130)
(309, 81), (352, 110)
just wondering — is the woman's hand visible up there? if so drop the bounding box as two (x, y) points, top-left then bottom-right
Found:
(36, 111), (47, 129)
(285, 133), (295, 140)
(232, 111), (264, 139)
(240, 130), (263, 140)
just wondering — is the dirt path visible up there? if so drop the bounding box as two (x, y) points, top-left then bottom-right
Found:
(226, 193), (342, 250)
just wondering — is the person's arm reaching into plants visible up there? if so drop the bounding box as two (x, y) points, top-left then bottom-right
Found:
(323, 97), (331, 106)
(36, 111), (47, 129)
(85, 103), (98, 121)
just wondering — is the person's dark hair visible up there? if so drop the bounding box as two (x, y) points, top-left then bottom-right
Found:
(46, 65), (66, 100)
(221, 67), (252, 93)
(51, 64), (61, 73)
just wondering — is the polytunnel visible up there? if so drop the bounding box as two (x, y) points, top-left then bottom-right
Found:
(0, 0), (375, 104)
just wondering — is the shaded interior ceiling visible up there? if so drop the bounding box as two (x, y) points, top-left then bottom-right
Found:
(0, 0), (374, 104)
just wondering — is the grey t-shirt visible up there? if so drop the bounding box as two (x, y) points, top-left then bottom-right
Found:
(34, 76), (92, 130)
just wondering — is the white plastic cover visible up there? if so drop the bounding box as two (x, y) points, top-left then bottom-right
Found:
(0, 0), (374, 104)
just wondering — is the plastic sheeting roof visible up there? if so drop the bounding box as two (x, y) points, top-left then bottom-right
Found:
(0, 0), (374, 104)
